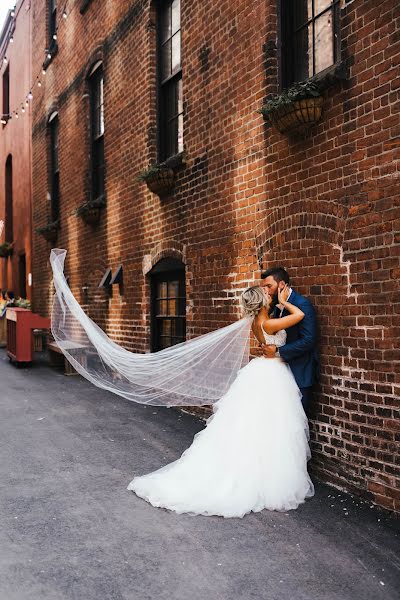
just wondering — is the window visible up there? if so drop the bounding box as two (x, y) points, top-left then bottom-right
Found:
(158, 0), (183, 161)
(5, 155), (13, 243)
(49, 113), (60, 222)
(280, 0), (340, 88)
(89, 64), (105, 201)
(19, 254), (26, 298)
(2, 65), (9, 123)
(151, 259), (186, 351)
(49, 0), (57, 46)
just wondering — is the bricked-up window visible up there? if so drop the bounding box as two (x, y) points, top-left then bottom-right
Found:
(49, 0), (57, 46)
(2, 65), (10, 123)
(49, 114), (60, 222)
(158, 0), (183, 161)
(151, 260), (186, 351)
(89, 64), (105, 201)
(5, 155), (13, 243)
(280, 0), (340, 88)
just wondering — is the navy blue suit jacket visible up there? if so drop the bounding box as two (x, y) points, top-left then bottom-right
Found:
(276, 290), (319, 389)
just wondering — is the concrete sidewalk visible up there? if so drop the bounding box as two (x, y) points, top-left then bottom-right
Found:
(0, 350), (398, 600)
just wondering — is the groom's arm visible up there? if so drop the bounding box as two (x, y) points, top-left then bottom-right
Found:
(278, 299), (317, 362)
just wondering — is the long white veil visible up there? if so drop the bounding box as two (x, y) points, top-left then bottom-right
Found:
(50, 249), (252, 406)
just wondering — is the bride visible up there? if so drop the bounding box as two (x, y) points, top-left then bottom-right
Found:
(128, 284), (314, 518)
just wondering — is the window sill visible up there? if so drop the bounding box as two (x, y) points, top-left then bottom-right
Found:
(160, 151), (186, 171)
(80, 0), (94, 15)
(43, 41), (58, 70)
(308, 62), (347, 91)
(281, 63), (347, 94)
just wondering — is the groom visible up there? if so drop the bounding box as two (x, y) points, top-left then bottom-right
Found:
(260, 267), (319, 411)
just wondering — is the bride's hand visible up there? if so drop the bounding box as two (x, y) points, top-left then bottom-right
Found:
(278, 284), (289, 306)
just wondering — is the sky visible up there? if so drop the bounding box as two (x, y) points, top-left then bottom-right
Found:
(0, 0), (16, 35)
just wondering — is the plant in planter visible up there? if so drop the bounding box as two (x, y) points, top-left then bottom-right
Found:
(0, 242), (13, 258)
(75, 197), (106, 225)
(15, 297), (31, 309)
(137, 163), (175, 196)
(259, 80), (323, 135)
(36, 220), (60, 242)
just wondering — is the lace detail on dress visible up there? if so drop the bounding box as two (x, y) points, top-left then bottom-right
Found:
(262, 327), (287, 347)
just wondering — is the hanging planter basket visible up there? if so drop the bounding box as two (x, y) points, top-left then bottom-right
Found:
(138, 166), (175, 196)
(81, 207), (102, 225)
(36, 221), (59, 243)
(259, 80), (323, 136)
(268, 97), (323, 135)
(0, 242), (13, 258)
(75, 198), (105, 225)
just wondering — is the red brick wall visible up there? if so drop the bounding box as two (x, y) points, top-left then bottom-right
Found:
(31, 0), (400, 511)
(0, 0), (32, 300)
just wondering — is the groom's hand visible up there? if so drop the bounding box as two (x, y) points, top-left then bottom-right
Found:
(263, 344), (277, 358)
(253, 343), (265, 357)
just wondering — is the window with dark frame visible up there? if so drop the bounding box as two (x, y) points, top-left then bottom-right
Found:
(49, 0), (57, 46)
(5, 155), (13, 243)
(19, 254), (27, 299)
(89, 64), (105, 202)
(2, 65), (10, 123)
(151, 264), (186, 352)
(280, 0), (340, 89)
(49, 115), (60, 222)
(158, 0), (183, 161)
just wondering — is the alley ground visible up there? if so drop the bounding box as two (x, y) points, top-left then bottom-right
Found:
(0, 350), (399, 600)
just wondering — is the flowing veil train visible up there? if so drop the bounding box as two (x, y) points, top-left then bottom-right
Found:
(50, 249), (253, 407)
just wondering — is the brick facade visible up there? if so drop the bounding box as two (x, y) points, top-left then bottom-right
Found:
(31, 0), (399, 511)
(0, 0), (33, 300)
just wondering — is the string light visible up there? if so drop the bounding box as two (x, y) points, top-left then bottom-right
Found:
(1, 0), (70, 122)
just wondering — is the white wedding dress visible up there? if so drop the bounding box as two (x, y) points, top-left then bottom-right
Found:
(127, 328), (314, 518)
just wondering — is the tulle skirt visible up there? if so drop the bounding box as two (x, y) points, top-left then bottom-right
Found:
(127, 357), (314, 518)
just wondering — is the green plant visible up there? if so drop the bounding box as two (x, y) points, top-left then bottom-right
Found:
(15, 297), (31, 309)
(36, 220), (59, 235)
(75, 196), (106, 217)
(259, 80), (321, 118)
(0, 242), (13, 257)
(137, 163), (169, 181)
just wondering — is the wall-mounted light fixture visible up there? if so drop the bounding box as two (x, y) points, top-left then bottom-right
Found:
(98, 268), (112, 296)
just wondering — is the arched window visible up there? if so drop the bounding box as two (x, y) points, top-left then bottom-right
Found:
(5, 155), (13, 243)
(88, 62), (105, 201)
(150, 258), (186, 351)
(157, 0), (183, 161)
(48, 112), (60, 222)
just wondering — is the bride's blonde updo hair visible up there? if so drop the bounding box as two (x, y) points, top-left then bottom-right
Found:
(240, 285), (268, 318)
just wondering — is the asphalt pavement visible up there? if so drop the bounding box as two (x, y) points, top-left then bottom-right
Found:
(0, 350), (399, 600)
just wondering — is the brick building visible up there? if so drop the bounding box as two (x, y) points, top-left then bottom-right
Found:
(0, 0), (33, 301)
(31, 0), (399, 511)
